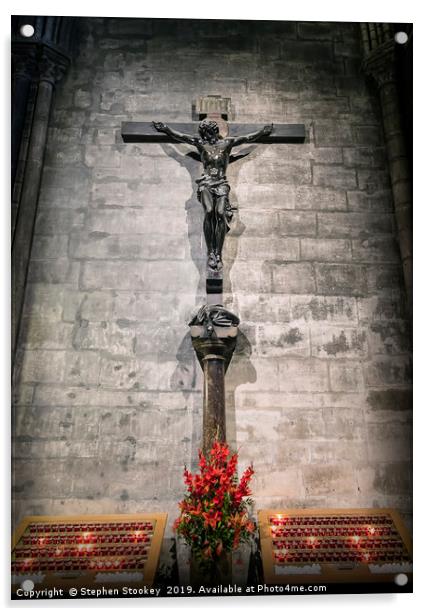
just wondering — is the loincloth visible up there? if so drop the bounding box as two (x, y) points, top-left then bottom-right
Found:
(196, 175), (234, 225)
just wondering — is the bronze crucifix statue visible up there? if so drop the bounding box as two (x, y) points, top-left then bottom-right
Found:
(152, 119), (273, 273)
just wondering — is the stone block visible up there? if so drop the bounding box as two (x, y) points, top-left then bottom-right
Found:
(298, 22), (338, 40)
(35, 210), (85, 235)
(365, 356), (412, 387)
(271, 263), (315, 294)
(16, 350), (66, 383)
(294, 186), (347, 211)
(313, 165), (358, 189)
(235, 359), (279, 393)
(64, 351), (102, 386)
(357, 294), (408, 323)
(321, 407), (366, 440)
(347, 190), (393, 211)
(74, 88), (93, 109)
(31, 235), (69, 259)
(85, 209), (186, 236)
(301, 238), (351, 261)
(84, 146), (121, 168)
(369, 463), (412, 495)
(302, 464), (357, 496)
(311, 325), (367, 358)
(233, 237), (299, 261)
(91, 181), (127, 205)
(69, 232), (186, 260)
(329, 361), (364, 391)
(314, 122), (354, 146)
(342, 147), (386, 168)
(39, 166), (90, 209)
(367, 422), (412, 462)
(99, 356), (179, 391)
(62, 290), (114, 322)
(281, 40), (333, 62)
(365, 389), (412, 411)
(316, 263), (367, 296)
(367, 265), (403, 292)
(253, 469), (304, 499)
(81, 261), (198, 292)
(72, 320), (136, 355)
(12, 460), (73, 499)
(27, 260), (80, 285)
(239, 209), (280, 237)
(317, 212), (393, 239)
(252, 159), (313, 185)
(357, 169), (391, 193)
(290, 295), (358, 324)
(353, 125), (384, 146)
(22, 284), (65, 320)
(352, 237), (400, 263)
(255, 322), (310, 358)
(367, 321), (411, 355)
(278, 211), (317, 236)
(229, 262), (272, 294)
(234, 184), (295, 210)
(18, 318), (74, 350)
(44, 145), (83, 166)
(278, 358), (329, 392)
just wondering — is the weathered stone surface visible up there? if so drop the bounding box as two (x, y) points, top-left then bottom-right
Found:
(294, 186), (347, 211)
(329, 361), (364, 392)
(313, 165), (357, 189)
(311, 325), (367, 358)
(290, 295), (358, 324)
(316, 264), (367, 296)
(278, 358), (329, 392)
(271, 263), (315, 294)
(278, 211), (317, 236)
(302, 464), (357, 496)
(301, 238), (351, 261)
(317, 212), (393, 239)
(366, 389), (412, 411)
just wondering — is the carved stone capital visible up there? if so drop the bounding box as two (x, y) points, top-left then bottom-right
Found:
(191, 336), (238, 372)
(12, 42), (70, 87)
(189, 304), (240, 339)
(38, 46), (69, 85)
(12, 48), (38, 81)
(189, 304), (239, 371)
(362, 39), (397, 88)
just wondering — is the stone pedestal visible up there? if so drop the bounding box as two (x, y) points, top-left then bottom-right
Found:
(189, 305), (239, 456)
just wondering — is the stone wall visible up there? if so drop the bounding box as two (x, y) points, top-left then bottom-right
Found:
(13, 18), (412, 536)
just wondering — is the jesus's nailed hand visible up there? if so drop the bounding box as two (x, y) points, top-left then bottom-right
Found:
(263, 124), (273, 135)
(152, 121), (166, 132)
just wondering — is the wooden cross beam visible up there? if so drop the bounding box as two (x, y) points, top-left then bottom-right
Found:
(121, 121), (306, 144)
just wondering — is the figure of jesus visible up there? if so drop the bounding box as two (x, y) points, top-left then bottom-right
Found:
(152, 119), (273, 271)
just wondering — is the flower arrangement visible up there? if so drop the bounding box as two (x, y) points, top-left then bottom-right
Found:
(174, 441), (255, 567)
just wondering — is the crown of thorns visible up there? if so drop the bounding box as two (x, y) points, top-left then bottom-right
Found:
(199, 119), (219, 135)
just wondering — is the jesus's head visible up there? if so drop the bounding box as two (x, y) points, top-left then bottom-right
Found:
(198, 119), (220, 143)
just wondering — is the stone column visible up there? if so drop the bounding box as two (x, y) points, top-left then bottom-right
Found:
(12, 48), (69, 356)
(189, 306), (239, 456)
(362, 34), (413, 321)
(11, 50), (37, 188)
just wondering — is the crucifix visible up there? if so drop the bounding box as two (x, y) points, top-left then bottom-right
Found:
(121, 95), (305, 454)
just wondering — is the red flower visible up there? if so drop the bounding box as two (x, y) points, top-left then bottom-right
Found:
(174, 441), (255, 561)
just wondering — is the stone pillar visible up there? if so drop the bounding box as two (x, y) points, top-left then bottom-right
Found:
(11, 48), (69, 356)
(11, 50), (37, 188)
(362, 34), (413, 321)
(189, 306), (239, 456)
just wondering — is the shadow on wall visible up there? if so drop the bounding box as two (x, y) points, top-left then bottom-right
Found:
(160, 140), (260, 454)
